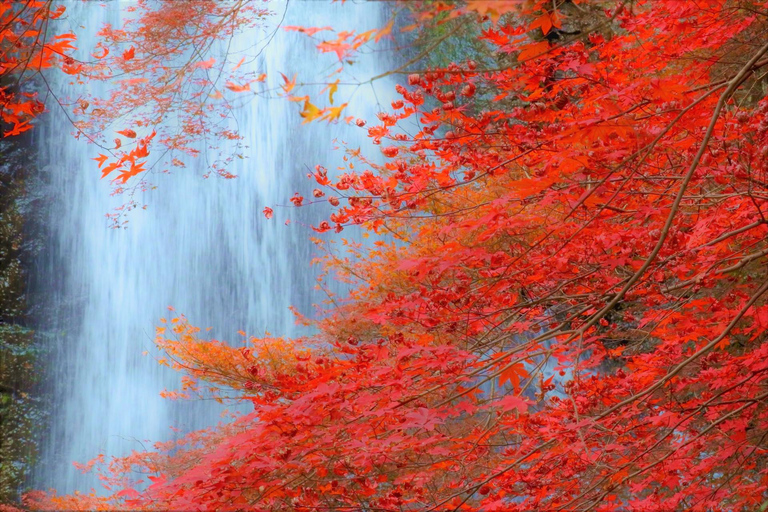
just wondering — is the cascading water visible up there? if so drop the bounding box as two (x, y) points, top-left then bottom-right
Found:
(32, 0), (394, 494)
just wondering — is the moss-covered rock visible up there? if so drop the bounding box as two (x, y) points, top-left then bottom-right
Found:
(0, 138), (44, 506)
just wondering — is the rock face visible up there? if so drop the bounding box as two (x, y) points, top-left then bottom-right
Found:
(0, 135), (46, 506)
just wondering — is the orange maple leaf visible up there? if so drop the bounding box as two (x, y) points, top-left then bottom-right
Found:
(499, 362), (527, 392)
(92, 154), (109, 168)
(374, 19), (394, 43)
(195, 57), (216, 69)
(225, 81), (250, 92)
(122, 46), (135, 61)
(280, 73), (297, 94)
(101, 161), (122, 179)
(518, 40), (550, 62)
(231, 56), (246, 71)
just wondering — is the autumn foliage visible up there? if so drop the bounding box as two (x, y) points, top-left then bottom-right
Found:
(0, 1), (74, 137)
(12, 0), (768, 511)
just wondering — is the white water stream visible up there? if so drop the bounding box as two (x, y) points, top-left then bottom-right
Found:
(32, 0), (393, 494)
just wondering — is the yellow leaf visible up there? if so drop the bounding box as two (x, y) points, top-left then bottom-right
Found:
(300, 99), (322, 123)
(322, 102), (348, 122)
(322, 79), (340, 104)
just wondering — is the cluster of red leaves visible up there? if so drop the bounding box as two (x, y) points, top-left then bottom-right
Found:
(28, 1), (768, 511)
(1, 0), (271, 205)
(77, 0), (272, 190)
(0, 1), (73, 137)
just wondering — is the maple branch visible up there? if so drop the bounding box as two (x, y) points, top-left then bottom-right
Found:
(559, 371), (766, 510)
(598, 277), (768, 420)
(663, 242), (768, 293)
(428, 439), (557, 512)
(584, 390), (768, 511)
(570, 39), (768, 342)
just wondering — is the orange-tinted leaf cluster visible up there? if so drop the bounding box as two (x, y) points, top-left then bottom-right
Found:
(71, 0), (272, 192)
(0, 2), (77, 137)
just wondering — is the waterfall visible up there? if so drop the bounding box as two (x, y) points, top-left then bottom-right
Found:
(32, 0), (394, 494)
